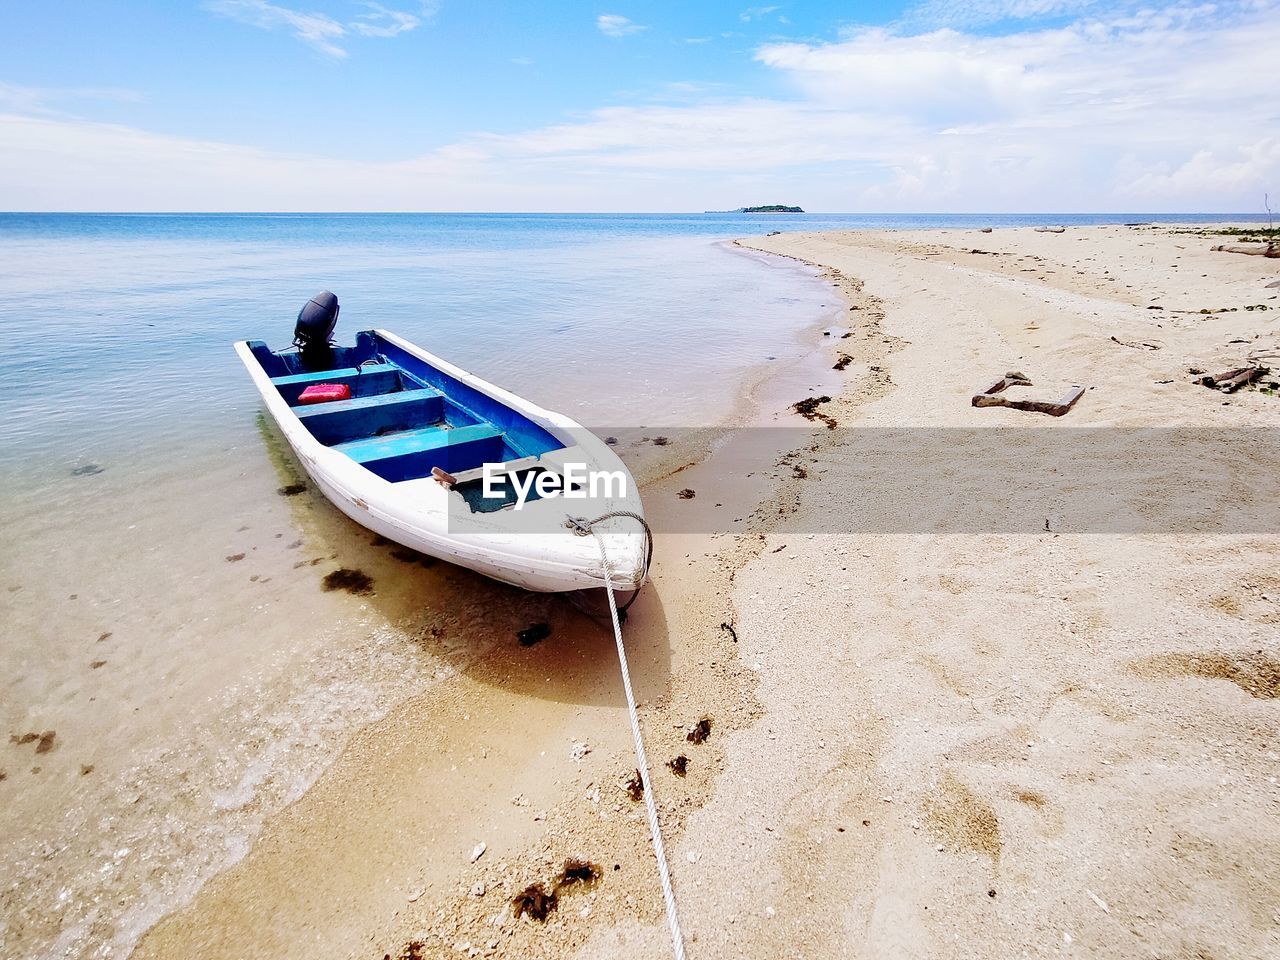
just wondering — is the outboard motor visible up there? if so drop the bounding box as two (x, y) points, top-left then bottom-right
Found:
(293, 290), (339, 370)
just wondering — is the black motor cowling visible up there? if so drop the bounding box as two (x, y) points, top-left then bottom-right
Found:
(293, 291), (339, 369)
(295, 290), (339, 347)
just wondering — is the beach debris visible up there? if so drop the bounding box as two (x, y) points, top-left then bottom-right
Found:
(622, 768), (644, 801)
(554, 857), (602, 890)
(1034, 226), (1066, 233)
(677, 488), (696, 499)
(471, 882), (486, 897)
(833, 354), (852, 371)
(668, 755), (689, 777)
(512, 883), (558, 921)
(277, 482), (306, 496)
(90, 660), (106, 669)
(321, 568), (374, 595)
(1196, 365), (1269, 392)
(71, 463), (104, 477)
(569, 741), (591, 762)
(430, 466), (457, 488)
(980, 227), (993, 233)
(767, 230), (782, 236)
(651, 435), (670, 446)
(792, 395), (837, 429)
(1211, 242), (1279, 258)
(80, 764), (94, 775)
(605, 435), (619, 444)
(391, 940), (427, 960)
(1109, 335), (1162, 351)
(517, 622), (551, 646)
(686, 718), (713, 745)
(1266, 279), (1280, 288)
(720, 621), (738, 642)
(225, 553), (245, 563)
(469, 841), (487, 863)
(1086, 889), (1110, 913)
(972, 371), (1085, 417)
(406, 886), (426, 902)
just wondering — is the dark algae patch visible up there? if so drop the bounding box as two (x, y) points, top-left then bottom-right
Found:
(277, 483), (307, 496)
(512, 883), (557, 921)
(390, 547), (436, 568)
(11, 731), (57, 754)
(793, 395), (837, 429)
(517, 622), (551, 646)
(553, 857), (602, 890)
(321, 568), (374, 595)
(71, 463), (104, 477)
(686, 717), (712, 744)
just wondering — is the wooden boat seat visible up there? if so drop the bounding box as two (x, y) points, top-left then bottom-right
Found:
(270, 363), (408, 405)
(334, 422), (506, 481)
(296, 389), (445, 445)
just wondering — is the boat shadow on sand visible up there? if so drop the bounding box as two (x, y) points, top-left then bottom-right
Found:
(256, 413), (673, 709)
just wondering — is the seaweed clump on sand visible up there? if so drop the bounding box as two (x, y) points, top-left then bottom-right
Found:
(792, 395), (837, 429)
(321, 568), (374, 595)
(554, 857), (602, 889)
(512, 883), (558, 921)
(668, 755), (689, 776)
(686, 718), (712, 744)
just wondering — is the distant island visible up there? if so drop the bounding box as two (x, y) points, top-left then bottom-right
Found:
(703, 205), (805, 213)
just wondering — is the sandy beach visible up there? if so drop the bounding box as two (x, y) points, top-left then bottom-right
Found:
(127, 223), (1280, 960)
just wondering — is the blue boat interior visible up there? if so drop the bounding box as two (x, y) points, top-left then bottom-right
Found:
(246, 330), (566, 485)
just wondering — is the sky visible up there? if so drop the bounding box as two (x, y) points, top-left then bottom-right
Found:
(0, 0), (1277, 212)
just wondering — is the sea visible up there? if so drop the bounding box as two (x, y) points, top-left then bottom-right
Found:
(0, 211), (1266, 959)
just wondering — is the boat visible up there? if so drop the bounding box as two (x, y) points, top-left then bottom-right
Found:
(234, 292), (650, 596)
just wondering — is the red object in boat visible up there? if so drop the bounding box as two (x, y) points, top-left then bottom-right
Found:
(298, 383), (352, 405)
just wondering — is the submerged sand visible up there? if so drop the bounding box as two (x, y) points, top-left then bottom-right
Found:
(132, 225), (1279, 960)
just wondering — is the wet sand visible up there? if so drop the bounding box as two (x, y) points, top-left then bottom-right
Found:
(131, 224), (1279, 959)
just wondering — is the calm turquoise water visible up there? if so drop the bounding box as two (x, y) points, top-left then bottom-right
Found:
(0, 211), (1264, 483)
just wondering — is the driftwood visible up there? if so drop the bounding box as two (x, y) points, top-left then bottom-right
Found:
(972, 371), (1085, 416)
(1211, 243), (1279, 258)
(1197, 365), (1269, 392)
(1034, 226), (1066, 233)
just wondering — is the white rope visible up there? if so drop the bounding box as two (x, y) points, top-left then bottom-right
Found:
(574, 514), (687, 960)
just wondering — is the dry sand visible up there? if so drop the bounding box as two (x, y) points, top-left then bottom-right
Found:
(132, 225), (1280, 960)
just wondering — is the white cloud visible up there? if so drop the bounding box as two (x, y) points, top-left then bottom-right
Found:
(740, 6), (782, 23)
(0, 83), (143, 117)
(597, 14), (645, 38)
(206, 0), (432, 56)
(350, 2), (422, 37)
(206, 0), (349, 58)
(3, 1), (1278, 211)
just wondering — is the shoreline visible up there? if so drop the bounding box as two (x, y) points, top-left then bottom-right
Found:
(125, 221), (1279, 958)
